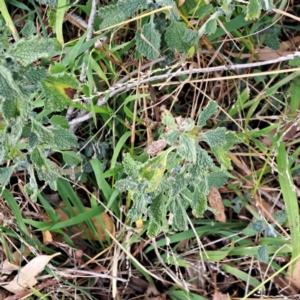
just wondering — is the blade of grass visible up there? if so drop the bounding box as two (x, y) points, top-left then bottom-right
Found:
(276, 139), (300, 273)
(222, 264), (263, 291)
(0, 0), (19, 40)
(56, 0), (69, 45)
(110, 131), (131, 170)
(2, 189), (30, 236)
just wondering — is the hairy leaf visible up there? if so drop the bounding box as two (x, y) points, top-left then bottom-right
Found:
(165, 21), (190, 52)
(207, 171), (228, 188)
(161, 129), (180, 145)
(98, 5), (126, 30)
(197, 100), (219, 127)
(62, 151), (82, 166)
(0, 65), (19, 100)
(177, 134), (197, 163)
(202, 127), (226, 147)
(161, 110), (177, 128)
(24, 66), (47, 84)
(170, 198), (188, 230)
(21, 20), (36, 37)
(31, 118), (54, 145)
(0, 166), (14, 187)
(195, 4), (213, 20)
(198, 12), (219, 38)
(52, 128), (77, 148)
(50, 115), (69, 129)
(135, 21), (161, 60)
(31, 147), (47, 168)
(156, 0), (180, 20)
(6, 36), (57, 66)
(191, 187), (207, 217)
(118, 0), (148, 17)
(37, 167), (60, 190)
(41, 74), (79, 111)
(122, 153), (141, 179)
(246, 0), (261, 20)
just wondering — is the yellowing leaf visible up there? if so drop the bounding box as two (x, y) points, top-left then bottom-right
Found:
(139, 149), (172, 192)
(54, 206), (115, 241)
(3, 253), (60, 294)
(41, 74), (79, 111)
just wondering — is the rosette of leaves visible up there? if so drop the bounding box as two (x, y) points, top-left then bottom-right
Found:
(0, 31), (82, 201)
(115, 100), (242, 237)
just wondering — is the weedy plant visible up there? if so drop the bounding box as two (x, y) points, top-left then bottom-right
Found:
(97, 0), (276, 60)
(115, 101), (241, 237)
(0, 19), (82, 201)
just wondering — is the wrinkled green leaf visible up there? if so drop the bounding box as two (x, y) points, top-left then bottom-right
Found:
(135, 21), (161, 60)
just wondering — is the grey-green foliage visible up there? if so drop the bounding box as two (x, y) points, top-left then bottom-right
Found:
(97, 0), (273, 60)
(115, 100), (242, 237)
(0, 28), (81, 200)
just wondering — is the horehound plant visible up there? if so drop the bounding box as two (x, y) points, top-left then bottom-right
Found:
(115, 101), (242, 237)
(0, 20), (81, 201)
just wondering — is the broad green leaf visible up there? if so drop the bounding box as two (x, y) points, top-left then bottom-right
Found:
(161, 110), (177, 128)
(156, 0), (180, 20)
(117, 0), (148, 17)
(24, 66), (47, 84)
(2, 98), (21, 119)
(207, 171), (228, 188)
(182, 29), (198, 44)
(171, 198), (188, 231)
(202, 127), (226, 147)
(135, 21), (161, 60)
(212, 146), (232, 170)
(50, 115), (69, 129)
(98, 4), (126, 30)
(198, 12), (219, 38)
(37, 167), (60, 190)
(122, 153), (141, 179)
(257, 245), (269, 263)
(147, 193), (166, 237)
(197, 100), (218, 127)
(196, 148), (214, 169)
(0, 166), (14, 187)
(20, 20), (36, 37)
(52, 127), (77, 148)
(177, 134), (197, 163)
(31, 147), (47, 168)
(0, 65), (19, 100)
(246, 0), (261, 20)
(41, 74), (79, 111)
(6, 36), (57, 66)
(165, 21), (190, 52)
(31, 118), (54, 144)
(205, 18), (217, 35)
(62, 151), (82, 166)
(161, 129), (180, 145)
(265, 34), (280, 50)
(195, 4), (213, 20)
(192, 188), (207, 218)
(252, 219), (265, 233)
(273, 210), (287, 226)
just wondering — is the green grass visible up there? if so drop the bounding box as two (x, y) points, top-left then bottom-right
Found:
(0, 0), (300, 298)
